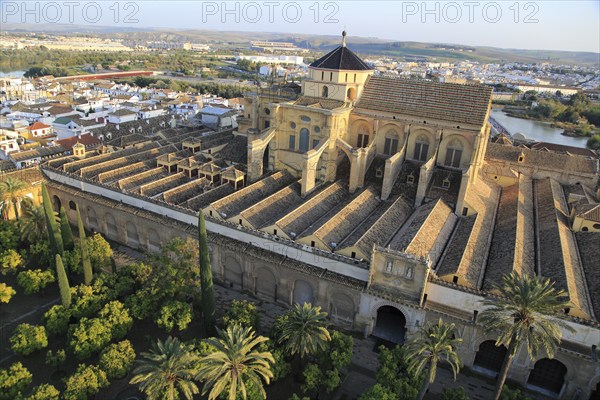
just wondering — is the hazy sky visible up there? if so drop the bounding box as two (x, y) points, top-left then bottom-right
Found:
(2, 1), (599, 53)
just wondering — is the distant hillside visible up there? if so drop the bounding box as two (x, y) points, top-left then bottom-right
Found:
(3, 24), (598, 66)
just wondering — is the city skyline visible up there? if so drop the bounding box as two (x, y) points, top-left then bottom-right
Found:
(1, 1), (599, 53)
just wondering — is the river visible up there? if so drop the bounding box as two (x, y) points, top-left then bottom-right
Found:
(490, 108), (588, 148)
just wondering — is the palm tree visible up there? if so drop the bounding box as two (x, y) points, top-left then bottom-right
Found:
(479, 272), (573, 400)
(130, 336), (199, 400)
(19, 204), (47, 242)
(196, 324), (274, 400)
(277, 303), (331, 364)
(406, 319), (462, 400)
(0, 177), (28, 220)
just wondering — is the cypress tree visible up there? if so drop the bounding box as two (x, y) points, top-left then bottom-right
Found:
(41, 183), (63, 256)
(76, 205), (93, 285)
(55, 254), (71, 308)
(198, 211), (216, 336)
(59, 206), (74, 251)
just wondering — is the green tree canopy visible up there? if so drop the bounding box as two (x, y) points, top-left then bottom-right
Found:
(479, 272), (573, 400)
(0, 282), (16, 303)
(222, 299), (260, 331)
(130, 336), (199, 400)
(199, 211), (216, 336)
(196, 324), (274, 400)
(0, 362), (32, 400)
(156, 300), (193, 333)
(0, 177), (28, 220)
(86, 233), (113, 271)
(276, 303), (331, 361)
(59, 206), (74, 251)
(70, 284), (104, 318)
(44, 304), (71, 335)
(56, 254), (71, 308)
(26, 384), (60, 400)
(63, 364), (109, 400)
(9, 323), (48, 356)
(68, 317), (113, 359)
(99, 340), (136, 379)
(19, 204), (47, 243)
(17, 269), (55, 294)
(98, 300), (133, 340)
(406, 319), (462, 400)
(360, 345), (421, 400)
(1, 249), (23, 275)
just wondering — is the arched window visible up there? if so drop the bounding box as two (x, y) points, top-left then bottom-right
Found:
(322, 86), (328, 98)
(444, 139), (463, 168)
(299, 128), (310, 152)
(413, 134), (430, 161)
(347, 88), (356, 101)
(357, 126), (369, 148)
(384, 130), (399, 155)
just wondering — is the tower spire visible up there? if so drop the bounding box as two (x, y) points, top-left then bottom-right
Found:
(342, 30), (347, 47)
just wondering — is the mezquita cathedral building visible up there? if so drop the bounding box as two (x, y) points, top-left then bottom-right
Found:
(41, 33), (599, 398)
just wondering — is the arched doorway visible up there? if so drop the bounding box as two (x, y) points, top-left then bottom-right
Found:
(105, 213), (118, 239)
(86, 207), (98, 232)
(473, 340), (507, 376)
(125, 221), (139, 248)
(224, 256), (243, 289)
(262, 143), (270, 172)
(372, 305), (407, 344)
(527, 358), (567, 396)
(333, 146), (352, 186)
(292, 280), (314, 305)
(255, 267), (277, 301)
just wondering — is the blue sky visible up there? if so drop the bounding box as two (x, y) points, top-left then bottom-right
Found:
(1, 1), (599, 53)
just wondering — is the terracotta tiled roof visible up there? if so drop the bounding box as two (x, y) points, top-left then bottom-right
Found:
(216, 135), (248, 165)
(342, 195), (413, 259)
(210, 171), (296, 218)
(309, 186), (381, 249)
(575, 232), (600, 321)
(356, 76), (492, 126)
(482, 184), (519, 291)
(276, 181), (348, 238)
(388, 198), (457, 264)
(531, 142), (598, 158)
(54, 134), (101, 151)
(486, 143), (598, 175)
(241, 182), (303, 229)
(46, 105), (75, 116)
(435, 215), (477, 278)
(293, 96), (346, 110)
(110, 109), (138, 117)
(28, 121), (51, 130)
(575, 203), (600, 222)
(187, 184), (235, 211)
